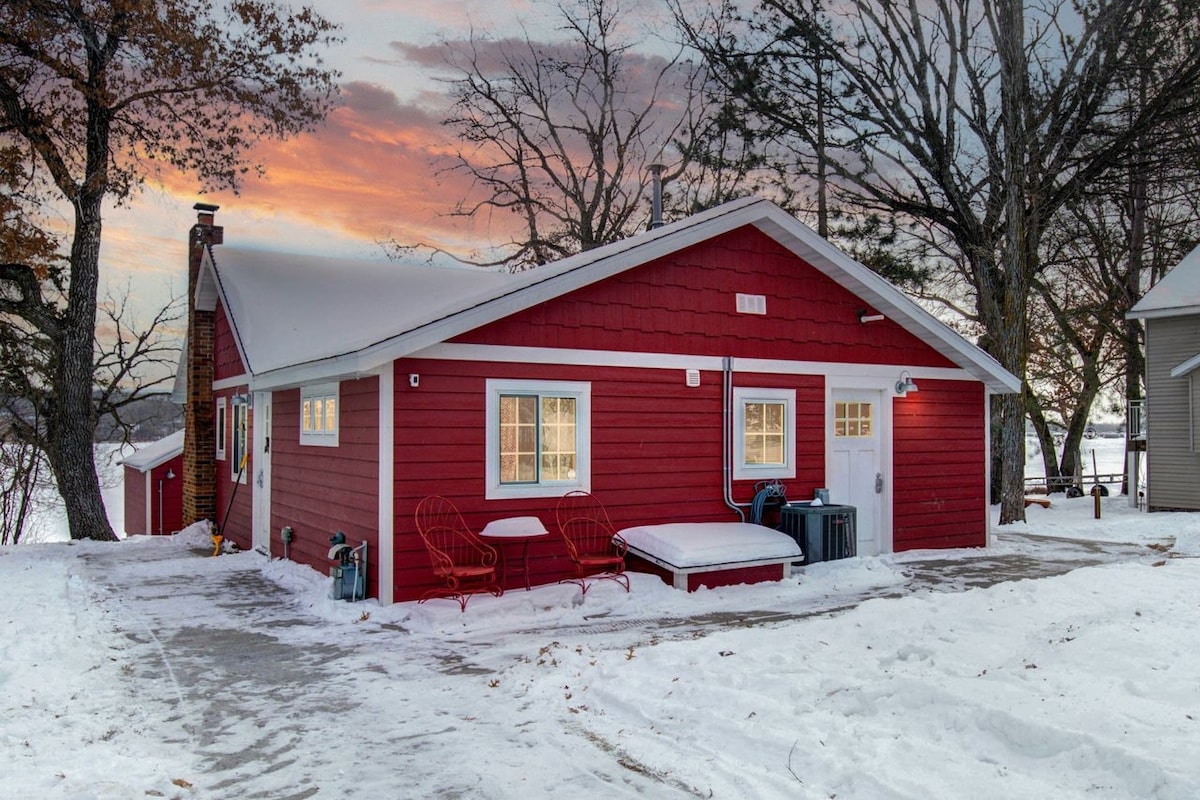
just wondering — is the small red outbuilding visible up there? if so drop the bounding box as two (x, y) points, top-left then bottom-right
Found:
(120, 430), (184, 536)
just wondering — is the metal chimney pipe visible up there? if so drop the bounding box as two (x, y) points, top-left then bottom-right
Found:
(648, 163), (665, 229)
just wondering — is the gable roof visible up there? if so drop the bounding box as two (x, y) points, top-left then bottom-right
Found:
(197, 197), (1019, 393)
(1128, 244), (1200, 320)
(118, 430), (184, 472)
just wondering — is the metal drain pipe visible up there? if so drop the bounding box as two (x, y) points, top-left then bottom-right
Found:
(723, 356), (746, 521)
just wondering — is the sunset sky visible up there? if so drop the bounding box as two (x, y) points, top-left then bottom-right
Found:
(100, 0), (682, 332)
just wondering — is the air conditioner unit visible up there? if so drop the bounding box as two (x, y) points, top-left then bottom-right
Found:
(779, 503), (857, 564)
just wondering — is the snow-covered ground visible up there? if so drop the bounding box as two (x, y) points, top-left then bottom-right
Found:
(3, 435), (1197, 798)
(4, 482), (1199, 798)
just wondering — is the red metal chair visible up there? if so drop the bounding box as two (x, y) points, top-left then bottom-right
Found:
(554, 491), (631, 595)
(414, 496), (502, 611)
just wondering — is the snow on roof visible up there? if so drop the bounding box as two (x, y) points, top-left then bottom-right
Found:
(118, 430), (184, 472)
(1129, 243), (1200, 319)
(201, 197), (1019, 393)
(201, 247), (514, 377)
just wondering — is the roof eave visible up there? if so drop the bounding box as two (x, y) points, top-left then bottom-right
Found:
(244, 197), (1020, 395)
(1127, 303), (1200, 321)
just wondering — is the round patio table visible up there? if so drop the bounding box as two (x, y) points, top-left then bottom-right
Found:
(480, 516), (550, 591)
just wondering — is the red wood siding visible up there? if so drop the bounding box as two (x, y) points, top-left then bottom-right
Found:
(456, 225), (956, 369)
(392, 359), (825, 602)
(214, 304), (247, 381)
(271, 377), (381, 598)
(624, 553), (788, 591)
(152, 457), (184, 535)
(892, 379), (987, 550)
(123, 467), (147, 536)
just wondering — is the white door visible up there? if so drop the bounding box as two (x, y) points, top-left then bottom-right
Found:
(829, 390), (885, 556)
(252, 391), (272, 554)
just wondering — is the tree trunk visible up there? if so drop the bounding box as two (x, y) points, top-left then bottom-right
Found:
(48, 189), (117, 542)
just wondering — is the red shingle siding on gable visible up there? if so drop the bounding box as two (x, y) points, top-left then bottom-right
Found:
(391, 358), (825, 601)
(271, 377), (381, 598)
(458, 226), (956, 368)
(892, 379), (987, 550)
(214, 304), (247, 380)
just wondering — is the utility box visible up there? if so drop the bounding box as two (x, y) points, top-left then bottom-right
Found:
(330, 564), (364, 601)
(779, 503), (856, 564)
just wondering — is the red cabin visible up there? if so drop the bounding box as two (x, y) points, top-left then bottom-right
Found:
(176, 198), (1018, 602)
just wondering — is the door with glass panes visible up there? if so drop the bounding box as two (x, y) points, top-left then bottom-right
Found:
(829, 390), (884, 556)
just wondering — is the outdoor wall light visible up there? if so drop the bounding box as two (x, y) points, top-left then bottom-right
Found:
(408, 373), (420, 388)
(895, 370), (919, 396)
(165, 468), (176, 480)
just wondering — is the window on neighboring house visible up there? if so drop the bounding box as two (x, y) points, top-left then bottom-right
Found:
(300, 382), (339, 447)
(231, 400), (248, 484)
(733, 387), (796, 480)
(215, 397), (227, 461)
(485, 380), (590, 499)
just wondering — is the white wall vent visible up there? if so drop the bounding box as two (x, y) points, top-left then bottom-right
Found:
(736, 293), (767, 315)
(685, 369), (701, 387)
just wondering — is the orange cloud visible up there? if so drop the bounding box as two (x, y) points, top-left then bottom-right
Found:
(146, 79), (520, 260)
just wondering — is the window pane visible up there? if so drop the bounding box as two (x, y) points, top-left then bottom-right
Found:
(324, 395), (336, 432)
(744, 401), (786, 465)
(500, 395), (538, 484)
(302, 399), (312, 433)
(516, 453), (537, 482)
(540, 397), (576, 480)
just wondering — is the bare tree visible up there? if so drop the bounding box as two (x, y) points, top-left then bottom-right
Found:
(683, 0), (1200, 522)
(393, 0), (749, 270)
(0, 434), (49, 545)
(0, 0), (340, 540)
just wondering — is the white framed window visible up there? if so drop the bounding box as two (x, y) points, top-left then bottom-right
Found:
(733, 387), (796, 480)
(485, 379), (590, 499)
(215, 397), (227, 461)
(231, 401), (249, 484)
(300, 382), (339, 447)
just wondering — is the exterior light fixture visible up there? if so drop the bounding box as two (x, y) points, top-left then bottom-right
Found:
(895, 370), (919, 396)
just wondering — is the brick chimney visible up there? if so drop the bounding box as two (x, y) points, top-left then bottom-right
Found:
(182, 203), (223, 526)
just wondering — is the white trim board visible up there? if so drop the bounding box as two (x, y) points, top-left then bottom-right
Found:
(413, 342), (975, 383)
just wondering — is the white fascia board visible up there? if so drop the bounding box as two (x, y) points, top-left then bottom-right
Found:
(416, 342), (976, 384)
(198, 248), (257, 377)
(752, 206), (1020, 394)
(212, 374), (251, 391)
(1128, 304), (1200, 321)
(1170, 353), (1200, 378)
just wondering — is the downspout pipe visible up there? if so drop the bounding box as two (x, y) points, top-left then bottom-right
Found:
(723, 356), (746, 521)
